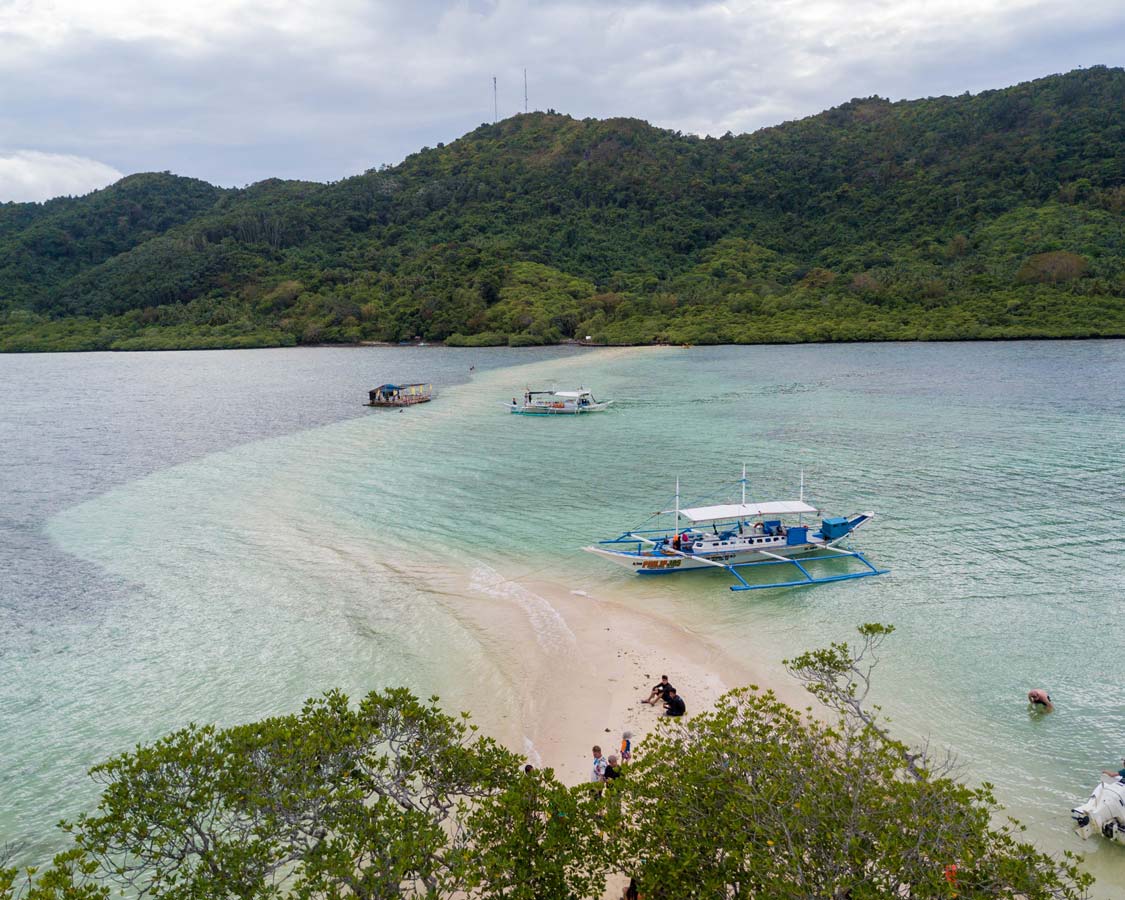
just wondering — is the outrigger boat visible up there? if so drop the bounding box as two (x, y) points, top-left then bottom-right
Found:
(506, 388), (612, 415)
(584, 470), (887, 591)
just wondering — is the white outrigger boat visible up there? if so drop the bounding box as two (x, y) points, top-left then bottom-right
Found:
(584, 470), (887, 591)
(506, 388), (612, 415)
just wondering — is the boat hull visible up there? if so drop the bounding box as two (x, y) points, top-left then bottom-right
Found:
(586, 540), (830, 573)
(368, 396), (432, 407)
(508, 403), (612, 415)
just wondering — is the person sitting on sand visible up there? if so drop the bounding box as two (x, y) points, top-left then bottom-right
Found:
(1027, 689), (1053, 711)
(663, 688), (686, 717)
(644, 675), (675, 706)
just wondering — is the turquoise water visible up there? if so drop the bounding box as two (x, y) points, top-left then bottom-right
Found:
(4, 342), (1125, 890)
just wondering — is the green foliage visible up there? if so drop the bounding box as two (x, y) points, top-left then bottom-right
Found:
(0, 848), (108, 900)
(0, 173), (223, 311)
(444, 331), (508, 347)
(460, 769), (608, 900)
(50, 688), (610, 900)
(63, 689), (530, 899)
(615, 686), (1091, 899)
(1, 68), (1123, 350)
(8, 638), (1096, 900)
(1017, 251), (1089, 284)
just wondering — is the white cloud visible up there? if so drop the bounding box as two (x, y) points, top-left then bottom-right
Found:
(0, 151), (123, 203)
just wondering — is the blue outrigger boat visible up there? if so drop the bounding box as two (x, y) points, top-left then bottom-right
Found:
(584, 471), (887, 591)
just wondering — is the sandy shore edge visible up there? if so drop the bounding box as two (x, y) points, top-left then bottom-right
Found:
(419, 566), (816, 899)
(419, 559), (811, 785)
(518, 577), (813, 783)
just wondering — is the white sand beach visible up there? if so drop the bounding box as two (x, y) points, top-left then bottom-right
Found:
(424, 560), (812, 784)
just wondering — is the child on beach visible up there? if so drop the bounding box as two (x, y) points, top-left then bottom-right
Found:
(620, 730), (632, 763)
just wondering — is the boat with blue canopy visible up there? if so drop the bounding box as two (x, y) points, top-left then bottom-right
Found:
(584, 469), (887, 591)
(367, 383), (433, 407)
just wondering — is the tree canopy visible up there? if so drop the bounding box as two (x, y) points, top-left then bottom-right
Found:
(1, 628), (1095, 899)
(1, 66), (1123, 351)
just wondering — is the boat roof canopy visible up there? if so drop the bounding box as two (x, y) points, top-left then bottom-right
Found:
(679, 500), (819, 523)
(553, 390), (592, 398)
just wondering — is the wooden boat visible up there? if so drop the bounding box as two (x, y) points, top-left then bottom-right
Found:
(367, 383), (433, 407)
(585, 468), (886, 591)
(505, 388), (612, 415)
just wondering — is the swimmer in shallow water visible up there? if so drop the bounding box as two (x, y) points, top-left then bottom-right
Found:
(1027, 689), (1053, 711)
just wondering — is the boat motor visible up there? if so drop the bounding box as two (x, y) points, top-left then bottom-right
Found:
(1071, 778), (1125, 844)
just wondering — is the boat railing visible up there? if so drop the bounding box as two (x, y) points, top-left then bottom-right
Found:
(599, 520), (755, 550)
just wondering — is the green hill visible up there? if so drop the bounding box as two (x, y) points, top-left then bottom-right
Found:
(2, 66), (1123, 351)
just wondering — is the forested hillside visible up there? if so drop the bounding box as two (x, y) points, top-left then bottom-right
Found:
(2, 66), (1123, 351)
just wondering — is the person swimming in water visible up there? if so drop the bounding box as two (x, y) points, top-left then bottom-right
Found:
(1027, 689), (1053, 711)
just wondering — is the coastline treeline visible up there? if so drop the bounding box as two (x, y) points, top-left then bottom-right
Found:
(0, 67), (1122, 352)
(1, 627), (1092, 899)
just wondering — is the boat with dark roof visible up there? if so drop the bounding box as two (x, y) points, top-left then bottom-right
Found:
(367, 383), (433, 407)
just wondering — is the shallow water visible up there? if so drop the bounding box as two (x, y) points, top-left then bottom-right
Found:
(4, 341), (1125, 890)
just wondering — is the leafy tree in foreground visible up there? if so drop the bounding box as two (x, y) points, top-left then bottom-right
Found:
(615, 625), (1092, 899)
(63, 689), (539, 899)
(1, 845), (108, 900)
(459, 767), (609, 900)
(52, 688), (610, 900)
(3, 629), (1095, 899)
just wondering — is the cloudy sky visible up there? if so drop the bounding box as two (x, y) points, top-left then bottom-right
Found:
(1, 0), (1121, 202)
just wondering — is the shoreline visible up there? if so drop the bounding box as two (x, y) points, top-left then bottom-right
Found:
(424, 559), (812, 786)
(4, 334), (1125, 356)
(427, 563), (815, 900)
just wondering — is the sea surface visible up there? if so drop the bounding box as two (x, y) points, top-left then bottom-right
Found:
(3, 341), (1125, 890)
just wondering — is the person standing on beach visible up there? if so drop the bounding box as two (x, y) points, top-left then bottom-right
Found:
(604, 754), (621, 781)
(620, 730), (632, 762)
(591, 745), (608, 782)
(663, 688), (686, 717)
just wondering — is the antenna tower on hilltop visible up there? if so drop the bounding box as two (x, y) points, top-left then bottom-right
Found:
(524, 68), (528, 113)
(492, 76), (498, 123)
